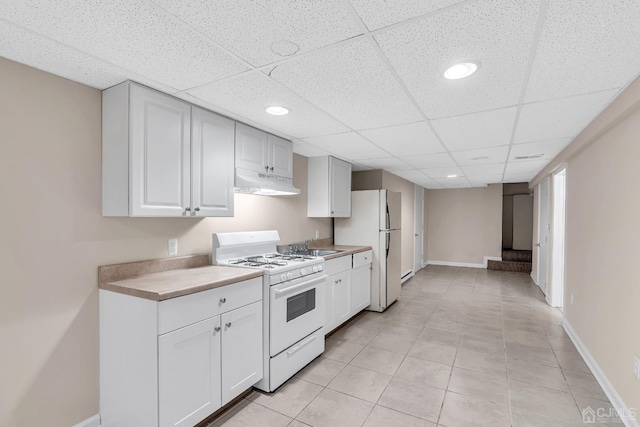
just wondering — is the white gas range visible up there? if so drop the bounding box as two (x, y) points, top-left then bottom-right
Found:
(212, 230), (327, 392)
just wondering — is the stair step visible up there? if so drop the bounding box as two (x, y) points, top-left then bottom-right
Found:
(501, 250), (532, 262)
(488, 260), (532, 273)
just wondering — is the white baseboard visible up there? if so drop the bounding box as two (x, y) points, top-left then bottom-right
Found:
(530, 272), (538, 285)
(401, 269), (413, 284)
(563, 319), (639, 427)
(72, 414), (101, 427)
(426, 256), (501, 269)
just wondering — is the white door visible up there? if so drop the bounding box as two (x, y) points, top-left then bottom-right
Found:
(158, 317), (221, 427)
(130, 84), (191, 216)
(191, 107), (235, 217)
(351, 265), (371, 313)
(537, 179), (550, 294)
(414, 185), (424, 272)
(221, 301), (263, 405)
(334, 271), (351, 325)
(235, 123), (268, 173)
(268, 134), (293, 178)
(329, 157), (352, 217)
(550, 168), (567, 308)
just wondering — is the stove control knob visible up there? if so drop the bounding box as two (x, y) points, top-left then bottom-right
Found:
(280, 274), (287, 281)
(317, 264), (324, 271)
(287, 272), (293, 280)
(300, 268), (307, 275)
(312, 265), (319, 273)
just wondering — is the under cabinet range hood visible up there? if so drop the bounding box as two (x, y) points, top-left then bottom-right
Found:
(234, 168), (300, 196)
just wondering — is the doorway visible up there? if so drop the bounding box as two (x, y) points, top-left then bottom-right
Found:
(414, 185), (424, 273)
(537, 179), (549, 294)
(550, 168), (567, 309)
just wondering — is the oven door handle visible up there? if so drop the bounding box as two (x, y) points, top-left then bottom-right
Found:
(273, 275), (327, 297)
(286, 334), (317, 356)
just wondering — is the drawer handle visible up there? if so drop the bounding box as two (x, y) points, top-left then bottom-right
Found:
(226, 322), (232, 328)
(220, 297), (226, 303)
(287, 335), (316, 356)
(214, 326), (221, 333)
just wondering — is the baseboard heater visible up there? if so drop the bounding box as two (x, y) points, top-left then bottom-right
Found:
(401, 270), (413, 284)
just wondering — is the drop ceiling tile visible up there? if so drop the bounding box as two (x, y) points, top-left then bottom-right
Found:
(187, 71), (349, 138)
(416, 178), (442, 189)
(510, 138), (571, 161)
(461, 163), (506, 177)
(504, 159), (549, 177)
(526, 0), (640, 102)
(422, 166), (464, 179)
(434, 176), (472, 188)
(349, 0), (467, 31)
(467, 174), (504, 186)
(400, 152), (456, 169)
(351, 163), (374, 171)
(390, 169), (431, 182)
(271, 39), (422, 130)
(303, 132), (389, 160)
(0, 20), (125, 89)
(431, 107), (517, 151)
(292, 140), (331, 158)
(375, 0), (539, 118)
(359, 122), (446, 156)
(0, 0), (249, 90)
(503, 174), (533, 184)
(353, 157), (413, 171)
(514, 90), (618, 143)
(153, 0), (361, 67)
(451, 146), (509, 166)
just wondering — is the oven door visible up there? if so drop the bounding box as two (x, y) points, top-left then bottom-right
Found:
(269, 273), (326, 356)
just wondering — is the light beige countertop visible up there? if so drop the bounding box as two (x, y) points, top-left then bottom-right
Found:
(99, 265), (263, 301)
(311, 245), (373, 261)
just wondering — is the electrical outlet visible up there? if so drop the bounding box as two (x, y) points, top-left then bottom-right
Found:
(570, 294), (574, 305)
(634, 356), (640, 381)
(315, 230), (320, 239)
(168, 239), (178, 257)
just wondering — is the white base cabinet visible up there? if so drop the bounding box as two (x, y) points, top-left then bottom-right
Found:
(323, 251), (372, 336)
(100, 278), (263, 427)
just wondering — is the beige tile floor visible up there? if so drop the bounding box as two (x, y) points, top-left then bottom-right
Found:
(208, 266), (620, 427)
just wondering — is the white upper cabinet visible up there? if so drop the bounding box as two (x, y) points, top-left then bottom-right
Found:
(191, 107), (235, 217)
(102, 81), (234, 217)
(307, 156), (352, 217)
(236, 124), (293, 178)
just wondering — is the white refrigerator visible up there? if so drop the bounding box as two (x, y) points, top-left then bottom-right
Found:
(334, 190), (401, 312)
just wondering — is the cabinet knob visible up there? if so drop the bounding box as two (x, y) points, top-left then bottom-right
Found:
(184, 207), (191, 212)
(270, 166), (274, 172)
(226, 322), (232, 328)
(214, 326), (221, 333)
(331, 211), (335, 214)
(194, 207), (200, 212)
(265, 166), (269, 172)
(220, 297), (226, 303)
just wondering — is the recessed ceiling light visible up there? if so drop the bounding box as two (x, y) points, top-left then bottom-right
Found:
(447, 174), (458, 178)
(265, 106), (290, 116)
(444, 61), (479, 80)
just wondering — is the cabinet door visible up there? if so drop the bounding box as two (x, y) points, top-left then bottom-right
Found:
(268, 134), (293, 178)
(329, 157), (352, 217)
(158, 317), (221, 427)
(334, 271), (352, 326)
(130, 84), (191, 216)
(221, 301), (263, 405)
(236, 123), (268, 173)
(351, 265), (371, 314)
(191, 108), (235, 217)
(322, 277), (335, 335)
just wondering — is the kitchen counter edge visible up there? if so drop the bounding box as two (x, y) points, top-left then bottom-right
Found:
(316, 245), (373, 261)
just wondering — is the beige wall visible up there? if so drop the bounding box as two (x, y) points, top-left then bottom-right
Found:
(0, 57), (332, 427)
(426, 185), (502, 265)
(530, 76), (640, 419)
(381, 171), (415, 275)
(351, 170), (383, 191)
(512, 194), (533, 250)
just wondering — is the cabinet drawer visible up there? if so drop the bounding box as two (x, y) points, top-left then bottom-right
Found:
(324, 256), (351, 276)
(158, 277), (262, 335)
(353, 250), (373, 269)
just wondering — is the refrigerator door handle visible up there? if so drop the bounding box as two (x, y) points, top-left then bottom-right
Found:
(386, 204), (390, 230)
(386, 231), (390, 259)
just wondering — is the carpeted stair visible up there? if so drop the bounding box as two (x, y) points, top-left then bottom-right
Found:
(487, 250), (532, 272)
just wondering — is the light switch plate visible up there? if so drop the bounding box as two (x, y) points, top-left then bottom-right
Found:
(168, 239), (178, 257)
